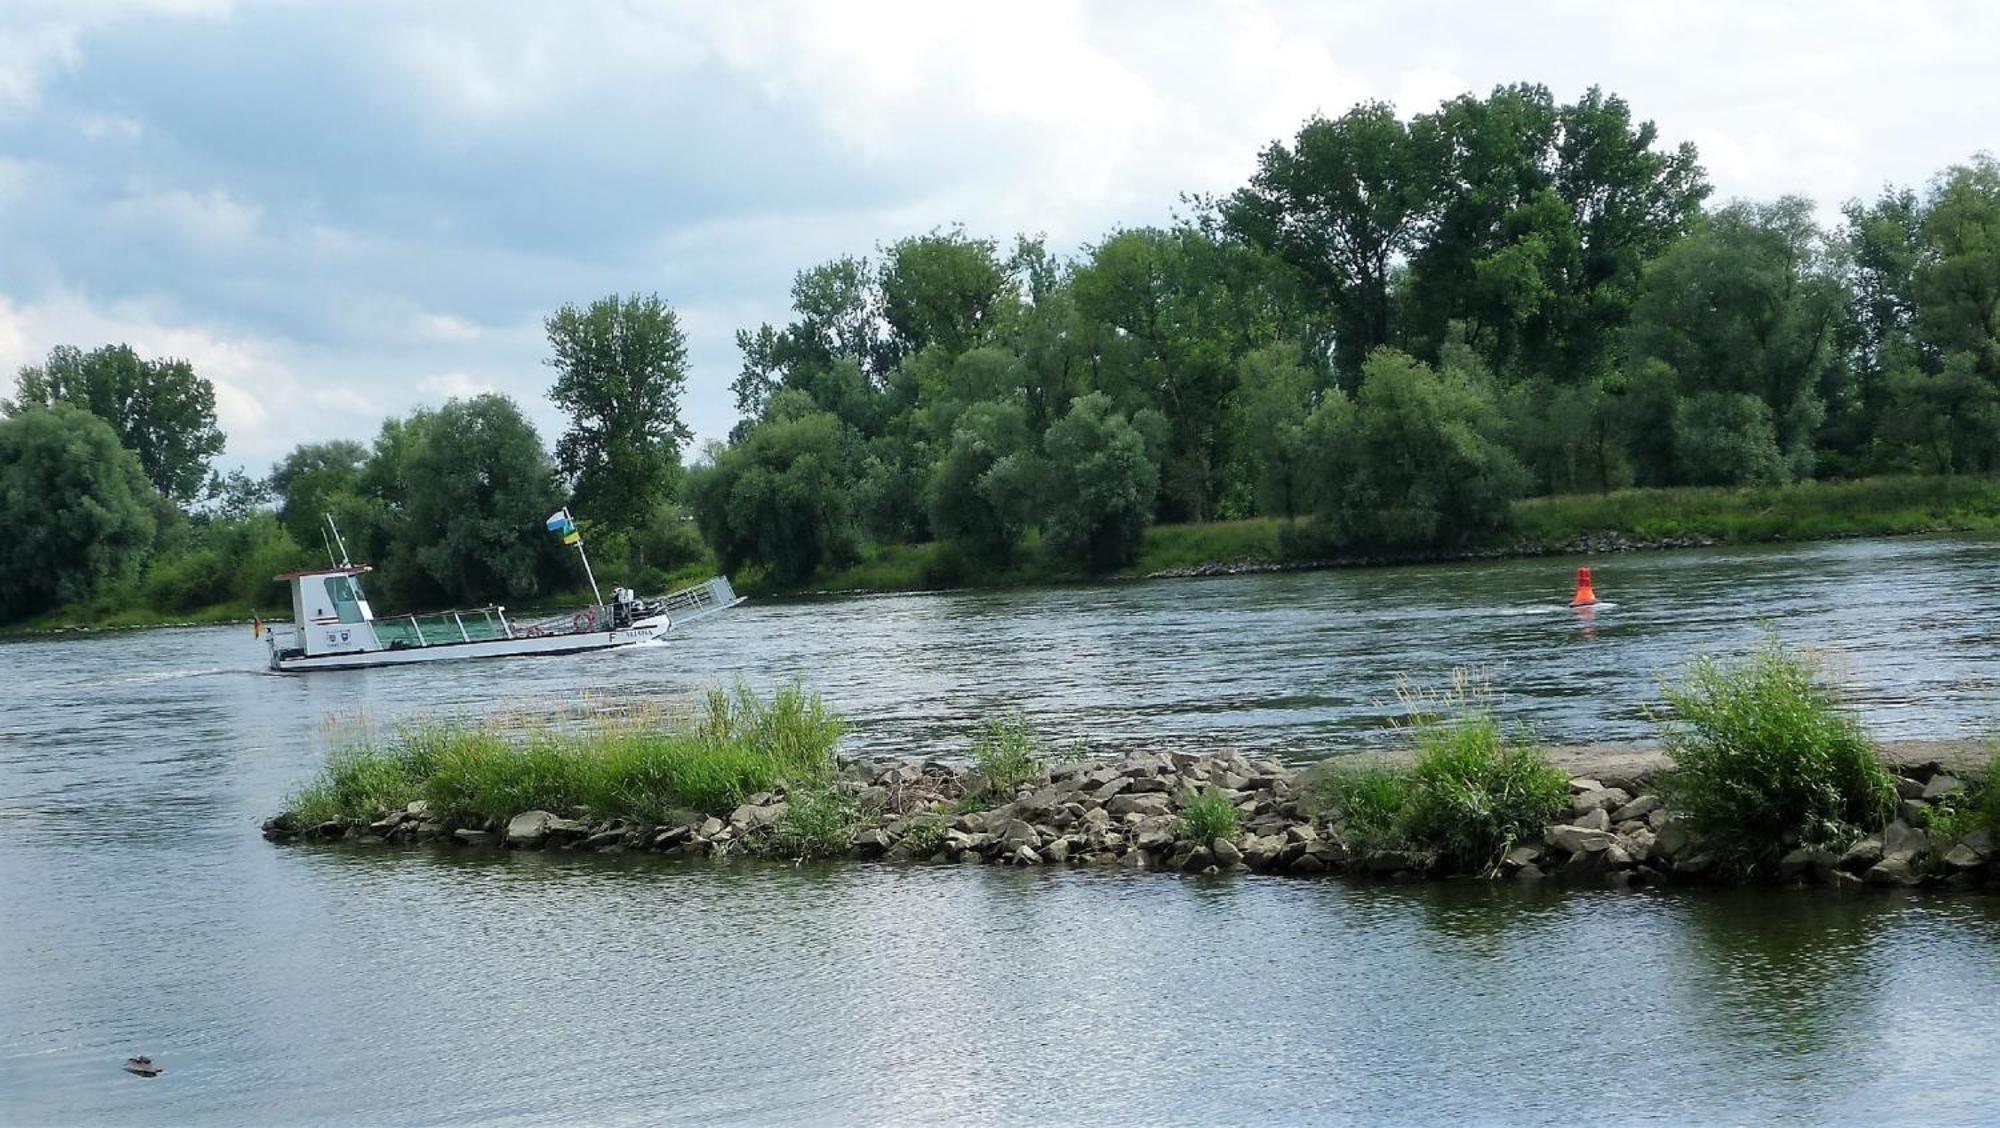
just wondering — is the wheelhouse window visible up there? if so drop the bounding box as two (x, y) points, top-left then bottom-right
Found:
(325, 575), (366, 624)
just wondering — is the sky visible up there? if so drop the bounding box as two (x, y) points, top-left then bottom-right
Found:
(0, 0), (1994, 471)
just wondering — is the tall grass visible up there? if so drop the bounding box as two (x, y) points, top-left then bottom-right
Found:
(970, 714), (1048, 794)
(284, 684), (845, 827)
(1316, 677), (1567, 871)
(1176, 789), (1241, 843)
(1658, 642), (1896, 872)
(1513, 475), (2000, 546)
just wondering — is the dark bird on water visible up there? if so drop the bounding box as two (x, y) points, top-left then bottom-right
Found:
(123, 1056), (162, 1078)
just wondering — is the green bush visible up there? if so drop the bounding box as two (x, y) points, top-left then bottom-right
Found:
(970, 714), (1047, 793)
(1399, 714), (1568, 869)
(1315, 695), (1566, 871)
(1659, 642), (1896, 872)
(770, 785), (861, 860)
(1176, 789), (1240, 843)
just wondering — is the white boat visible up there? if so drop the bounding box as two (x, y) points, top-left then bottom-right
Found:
(261, 513), (743, 672)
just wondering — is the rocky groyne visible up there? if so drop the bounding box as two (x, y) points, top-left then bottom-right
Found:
(264, 745), (1997, 890)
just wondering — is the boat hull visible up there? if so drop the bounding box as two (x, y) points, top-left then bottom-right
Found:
(269, 616), (669, 672)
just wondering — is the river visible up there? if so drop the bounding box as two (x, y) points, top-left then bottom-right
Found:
(4, 535), (1999, 1124)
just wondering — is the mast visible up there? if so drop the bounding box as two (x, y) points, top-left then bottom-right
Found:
(324, 513), (353, 568)
(560, 507), (604, 613)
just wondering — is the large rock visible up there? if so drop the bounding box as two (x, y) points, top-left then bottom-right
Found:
(1611, 795), (1662, 823)
(1211, 838), (1244, 867)
(1943, 841), (1989, 871)
(1570, 788), (1631, 816)
(1651, 822), (1692, 862)
(1922, 774), (1964, 802)
(1866, 856), (1924, 886)
(1547, 824), (1613, 855)
(728, 802), (788, 833)
(505, 810), (556, 847)
(993, 818), (1040, 852)
(1107, 792), (1172, 818)
(1838, 835), (1883, 873)
(1882, 819), (1929, 863)
(1572, 808), (1612, 833)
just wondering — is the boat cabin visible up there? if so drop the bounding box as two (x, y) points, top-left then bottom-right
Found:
(268, 565), (513, 661)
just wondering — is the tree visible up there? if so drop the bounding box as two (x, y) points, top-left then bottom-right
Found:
(7, 344), (225, 503)
(1913, 156), (2000, 379)
(687, 394), (861, 585)
(927, 400), (1034, 567)
(400, 395), (566, 605)
(1313, 349), (1527, 550)
(1226, 343), (1318, 518)
(545, 293), (693, 527)
(1038, 393), (1161, 571)
(1625, 198), (1849, 482)
(878, 229), (1015, 360)
(1877, 352), (2000, 473)
(1222, 101), (1438, 382)
(0, 405), (158, 621)
(1672, 392), (1787, 486)
(345, 396), (565, 607)
(268, 439), (369, 548)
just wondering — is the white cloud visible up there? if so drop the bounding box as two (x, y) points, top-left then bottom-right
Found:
(418, 370), (493, 399)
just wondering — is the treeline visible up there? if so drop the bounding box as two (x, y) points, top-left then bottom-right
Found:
(695, 83), (2000, 582)
(6, 82), (1999, 624)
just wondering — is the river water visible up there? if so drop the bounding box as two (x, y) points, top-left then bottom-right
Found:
(4, 536), (2000, 1124)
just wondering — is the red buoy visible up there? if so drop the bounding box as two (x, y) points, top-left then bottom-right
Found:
(1570, 566), (1598, 608)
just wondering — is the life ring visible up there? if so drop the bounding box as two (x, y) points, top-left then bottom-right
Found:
(572, 607), (599, 633)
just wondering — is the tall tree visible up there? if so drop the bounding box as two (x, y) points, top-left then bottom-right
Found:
(6, 344), (225, 503)
(1914, 155), (2000, 379)
(267, 439), (369, 549)
(544, 293), (693, 528)
(0, 405), (158, 621)
(1625, 198), (1849, 483)
(1221, 101), (1438, 382)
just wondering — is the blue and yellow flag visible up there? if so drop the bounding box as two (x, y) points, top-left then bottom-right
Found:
(546, 509), (583, 546)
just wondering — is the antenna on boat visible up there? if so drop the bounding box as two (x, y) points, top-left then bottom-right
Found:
(324, 513), (353, 569)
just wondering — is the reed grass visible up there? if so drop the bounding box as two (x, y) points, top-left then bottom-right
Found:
(284, 684), (844, 827)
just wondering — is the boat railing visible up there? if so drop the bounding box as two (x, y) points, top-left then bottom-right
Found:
(659, 577), (741, 625)
(373, 606), (513, 648)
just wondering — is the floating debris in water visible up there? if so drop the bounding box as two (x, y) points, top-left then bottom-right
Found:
(123, 1055), (162, 1078)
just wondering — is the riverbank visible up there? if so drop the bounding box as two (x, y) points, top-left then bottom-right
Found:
(265, 737), (1999, 892)
(777, 473), (2000, 595)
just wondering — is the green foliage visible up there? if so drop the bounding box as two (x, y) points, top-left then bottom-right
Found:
(1512, 474), (2000, 546)
(1399, 714), (1568, 871)
(1926, 752), (2000, 845)
(688, 402), (860, 586)
(971, 714), (1047, 794)
(0, 405), (159, 622)
(1316, 688), (1567, 872)
(1039, 392), (1160, 571)
(287, 685), (846, 827)
(1313, 348), (1527, 550)
(1177, 790), (1241, 843)
(138, 511), (310, 612)
(1672, 392), (1787, 487)
(390, 395), (567, 606)
(770, 785), (862, 860)
(1659, 642), (1897, 873)
(6, 344), (225, 503)
(545, 293), (692, 527)
(927, 399), (1035, 566)
(267, 439), (369, 548)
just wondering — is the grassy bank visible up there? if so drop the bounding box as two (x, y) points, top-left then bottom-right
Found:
(783, 474), (2000, 596)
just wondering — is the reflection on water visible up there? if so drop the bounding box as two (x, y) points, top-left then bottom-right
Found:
(4, 535), (2000, 1123)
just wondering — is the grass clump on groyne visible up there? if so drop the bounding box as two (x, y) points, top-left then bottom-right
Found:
(1658, 643), (1896, 874)
(286, 685), (844, 828)
(1176, 790), (1241, 843)
(970, 714), (1051, 795)
(1317, 683), (1569, 873)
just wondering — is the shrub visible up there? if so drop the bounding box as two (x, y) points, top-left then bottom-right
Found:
(1314, 680), (1566, 871)
(971, 714), (1046, 793)
(1399, 714), (1567, 870)
(899, 813), (950, 858)
(1659, 642), (1896, 873)
(1177, 789), (1240, 843)
(771, 785), (861, 860)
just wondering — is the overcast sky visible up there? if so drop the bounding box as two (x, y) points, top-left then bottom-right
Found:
(1, 0), (1994, 470)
